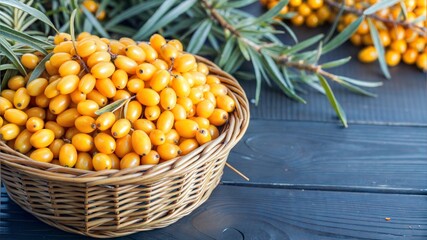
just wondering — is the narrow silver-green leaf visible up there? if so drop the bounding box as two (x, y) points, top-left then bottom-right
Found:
(105, 1), (160, 28)
(70, 9), (78, 50)
(219, 36), (236, 67)
(321, 57), (352, 69)
(364, 0), (400, 15)
(367, 18), (390, 79)
(1, 69), (17, 91)
(0, 0), (58, 32)
(237, 38), (250, 61)
(325, 1), (345, 42)
(282, 34), (323, 55)
(187, 19), (212, 54)
(338, 76), (383, 87)
(317, 74), (348, 128)
(323, 16), (363, 54)
(248, 49), (262, 105)
(255, 0), (288, 24)
(0, 64), (16, 71)
(0, 36), (26, 76)
(27, 52), (53, 85)
(0, 23), (50, 54)
(81, 7), (110, 38)
(95, 98), (129, 115)
(333, 78), (377, 97)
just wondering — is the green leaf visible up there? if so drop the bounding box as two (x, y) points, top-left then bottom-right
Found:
(187, 20), (212, 54)
(70, 9), (78, 51)
(27, 52), (53, 85)
(321, 57), (352, 69)
(282, 34), (323, 55)
(104, 1), (161, 28)
(0, 64), (16, 71)
(81, 7), (110, 38)
(274, 20), (298, 44)
(219, 36), (236, 67)
(367, 18), (390, 79)
(363, 0), (401, 15)
(221, 0), (257, 8)
(0, 23), (51, 54)
(95, 98), (129, 115)
(324, 1), (345, 43)
(248, 49), (262, 105)
(1, 69), (17, 91)
(237, 38), (250, 61)
(255, 0), (288, 24)
(323, 16), (363, 54)
(0, 36), (26, 76)
(399, 1), (408, 20)
(338, 76), (383, 87)
(317, 74), (347, 128)
(333, 77), (377, 97)
(0, 0), (58, 32)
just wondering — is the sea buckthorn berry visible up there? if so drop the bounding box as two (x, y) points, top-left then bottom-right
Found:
(377, 31), (391, 47)
(50, 52), (72, 68)
(136, 63), (157, 81)
(385, 50), (401, 67)
(92, 153), (112, 171)
(111, 119), (131, 138)
(49, 139), (64, 158)
(175, 119), (199, 138)
(197, 62), (209, 75)
(70, 89), (86, 103)
(57, 75), (79, 94)
(94, 132), (116, 154)
(178, 139), (199, 155)
(150, 34), (167, 53)
(91, 62), (115, 79)
(0, 117), (3, 128)
(30, 148), (54, 163)
(206, 75), (220, 84)
(133, 119), (156, 134)
(168, 39), (183, 52)
(54, 33), (71, 45)
(208, 108), (228, 127)
(138, 42), (158, 62)
(289, 0), (302, 6)
(172, 75), (191, 98)
(26, 78), (48, 97)
(190, 117), (210, 130)
(56, 108), (81, 127)
(216, 95), (235, 112)
(188, 87), (204, 104)
(132, 130), (151, 156)
(157, 143), (181, 161)
(64, 127), (79, 140)
(182, 72), (195, 87)
(96, 10), (106, 21)
(126, 78), (144, 93)
(298, 3), (311, 17)
(82, 0), (98, 12)
(306, 13), (319, 28)
(136, 88), (160, 106)
(26, 107), (46, 119)
(358, 46), (378, 63)
(203, 91), (216, 106)
(0, 97), (13, 115)
(209, 83), (228, 96)
(21, 53), (39, 69)
(149, 129), (166, 146)
(108, 153), (120, 169)
(177, 97), (193, 113)
(416, 53), (427, 71)
(26, 117), (44, 132)
(208, 124), (220, 139)
(196, 99), (215, 118)
(125, 100), (143, 122)
(13, 87), (31, 109)
(72, 133), (94, 152)
(87, 51), (111, 68)
(174, 54), (196, 73)
(114, 55), (138, 74)
(291, 15), (304, 26)
(53, 41), (74, 53)
(77, 40), (97, 58)
(49, 94), (71, 114)
(160, 44), (178, 63)
(45, 60), (59, 76)
(119, 37), (136, 46)
(75, 152), (94, 170)
(403, 48), (419, 64)
(111, 69), (128, 89)
(163, 129), (179, 144)
(190, 71), (207, 86)
(390, 40), (407, 54)
(390, 25), (405, 40)
(2, 89), (16, 103)
(171, 104), (187, 120)
(160, 88), (177, 110)
(59, 144), (78, 167)
(151, 59), (169, 70)
(150, 69), (171, 92)
(94, 113), (115, 132)
(115, 134), (133, 158)
(7, 75), (25, 90)
(0, 123), (20, 140)
(4, 109), (28, 125)
(14, 130), (32, 154)
(125, 45), (146, 63)
(75, 116), (96, 133)
(113, 89), (131, 101)
(196, 128), (212, 145)
(45, 121), (65, 139)
(59, 60), (81, 77)
(95, 78), (116, 98)
(409, 37), (426, 52)
(30, 129), (55, 148)
(141, 150), (160, 165)
(77, 32), (91, 41)
(405, 29), (418, 43)
(316, 5), (331, 21)
(120, 152), (140, 169)
(87, 89), (108, 107)
(157, 110), (175, 132)
(109, 40), (126, 55)
(44, 79), (60, 98)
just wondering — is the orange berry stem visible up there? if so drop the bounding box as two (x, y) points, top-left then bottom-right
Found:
(72, 54), (90, 74)
(324, 0), (427, 36)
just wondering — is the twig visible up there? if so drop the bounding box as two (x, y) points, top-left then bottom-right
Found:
(226, 162), (249, 181)
(325, 0), (427, 36)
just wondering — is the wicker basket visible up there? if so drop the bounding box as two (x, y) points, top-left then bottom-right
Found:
(0, 56), (250, 238)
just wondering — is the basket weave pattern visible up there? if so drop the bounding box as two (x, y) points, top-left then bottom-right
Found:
(0, 56), (250, 238)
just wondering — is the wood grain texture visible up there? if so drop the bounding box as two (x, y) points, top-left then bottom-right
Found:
(222, 120), (427, 192)
(1, 185), (426, 240)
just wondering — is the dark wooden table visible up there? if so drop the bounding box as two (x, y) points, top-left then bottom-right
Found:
(1, 3), (427, 240)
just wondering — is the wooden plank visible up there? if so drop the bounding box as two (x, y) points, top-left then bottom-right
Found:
(222, 120), (427, 192)
(1, 185), (426, 239)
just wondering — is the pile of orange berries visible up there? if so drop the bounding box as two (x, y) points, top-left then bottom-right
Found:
(0, 32), (236, 171)
(260, 0), (427, 71)
(82, 0), (105, 21)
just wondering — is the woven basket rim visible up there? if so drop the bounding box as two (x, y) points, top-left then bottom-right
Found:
(0, 55), (250, 185)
